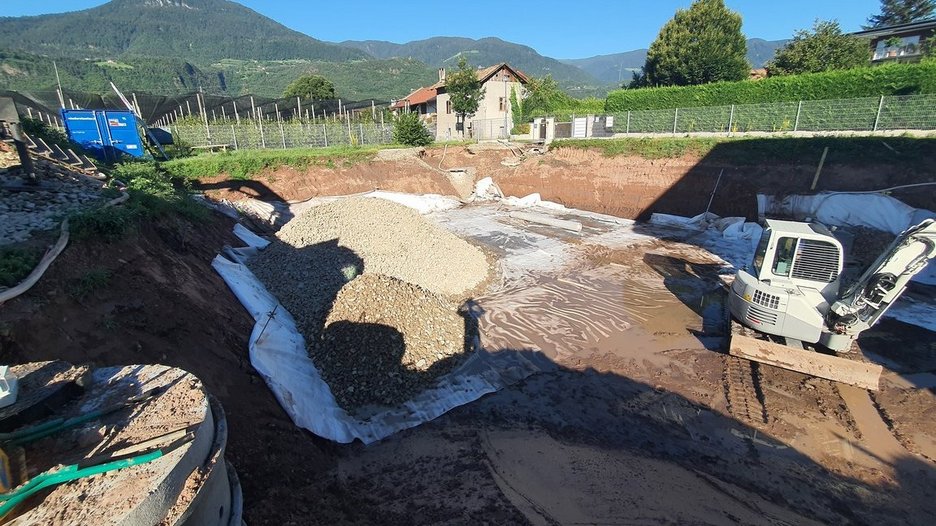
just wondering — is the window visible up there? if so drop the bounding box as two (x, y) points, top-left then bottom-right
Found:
(752, 229), (771, 275)
(499, 97), (506, 111)
(873, 35), (922, 60)
(446, 100), (452, 114)
(772, 237), (797, 276)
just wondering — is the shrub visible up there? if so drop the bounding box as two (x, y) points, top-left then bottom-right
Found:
(605, 62), (936, 112)
(20, 117), (72, 150)
(69, 205), (140, 242)
(0, 248), (40, 287)
(70, 160), (208, 241)
(393, 112), (433, 146)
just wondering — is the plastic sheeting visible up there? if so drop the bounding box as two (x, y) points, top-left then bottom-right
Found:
(757, 193), (936, 236)
(758, 193), (936, 285)
(213, 224), (548, 444)
(649, 212), (764, 251)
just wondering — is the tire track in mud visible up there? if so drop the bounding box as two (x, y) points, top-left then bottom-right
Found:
(477, 267), (666, 359)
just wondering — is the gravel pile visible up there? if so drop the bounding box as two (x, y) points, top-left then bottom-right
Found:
(272, 197), (489, 298)
(314, 274), (471, 410)
(247, 197), (490, 413)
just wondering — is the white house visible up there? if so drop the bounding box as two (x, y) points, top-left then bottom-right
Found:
(391, 63), (529, 140)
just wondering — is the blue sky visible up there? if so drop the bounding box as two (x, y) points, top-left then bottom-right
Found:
(8, 0), (883, 58)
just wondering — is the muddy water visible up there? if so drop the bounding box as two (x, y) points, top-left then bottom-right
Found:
(476, 262), (708, 369)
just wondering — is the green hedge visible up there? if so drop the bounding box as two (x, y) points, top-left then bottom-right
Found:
(605, 62), (936, 112)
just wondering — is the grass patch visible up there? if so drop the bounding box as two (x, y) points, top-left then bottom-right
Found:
(554, 138), (723, 159)
(161, 146), (380, 180)
(552, 136), (936, 165)
(0, 248), (41, 288)
(70, 160), (209, 242)
(93, 60), (134, 70)
(68, 268), (112, 300)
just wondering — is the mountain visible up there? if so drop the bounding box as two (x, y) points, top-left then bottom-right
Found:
(746, 38), (788, 69)
(560, 39), (789, 85)
(0, 0), (366, 63)
(559, 50), (648, 86)
(0, 48), (437, 101)
(340, 36), (605, 95)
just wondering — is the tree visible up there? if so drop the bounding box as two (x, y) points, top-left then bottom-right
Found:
(392, 111), (433, 146)
(520, 75), (573, 120)
(445, 57), (484, 136)
(767, 20), (870, 76)
(641, 0), (749, 87)
(866, 0), (935, 28)
(283, 74), (336, 100)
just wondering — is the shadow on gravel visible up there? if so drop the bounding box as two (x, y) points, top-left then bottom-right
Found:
(246, 235), (484, 412)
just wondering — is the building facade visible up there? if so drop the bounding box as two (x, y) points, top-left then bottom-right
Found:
(852, 18), (936, 63)
(391, 63), (528, 140)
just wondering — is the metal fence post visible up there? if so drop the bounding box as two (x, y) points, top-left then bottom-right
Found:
(873, 95), (885, 131)
(359, 123), (364, 144)
(323, 124), (328, 147)
(794, 101), (802, 132)
(673, 108), (679, 134)
(259, 118), (266, 148)
(727, 104), (735, 136)
(231, 125), (238, 150)
(626, 111), (630, 134)
(280, 121), (286, 149)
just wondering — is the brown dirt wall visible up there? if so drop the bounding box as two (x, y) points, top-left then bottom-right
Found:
(195, 142), (936, 221)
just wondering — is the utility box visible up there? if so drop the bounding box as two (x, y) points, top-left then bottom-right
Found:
(61, 109), (145, 162)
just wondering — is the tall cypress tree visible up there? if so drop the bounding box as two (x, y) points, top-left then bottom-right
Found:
(641, 0), (749, 87)
(866, 0), (935, 28)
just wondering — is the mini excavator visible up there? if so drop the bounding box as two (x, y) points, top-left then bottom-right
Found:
(727, 218), (936, 389)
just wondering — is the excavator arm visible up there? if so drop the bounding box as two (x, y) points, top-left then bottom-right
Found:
(821, 219), (936, 351)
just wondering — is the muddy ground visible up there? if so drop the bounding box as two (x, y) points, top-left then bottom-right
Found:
(2, 142), (936, 525)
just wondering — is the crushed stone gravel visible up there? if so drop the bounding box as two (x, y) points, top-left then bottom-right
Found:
(270, 196), (489, 298)
(247, 197), (489, 413)
(315, 274), (472, 410)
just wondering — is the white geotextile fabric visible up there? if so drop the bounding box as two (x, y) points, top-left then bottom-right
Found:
(757, 193), (936, 236)
(214, 226), (546, 444)
(649, 212), (764, 250)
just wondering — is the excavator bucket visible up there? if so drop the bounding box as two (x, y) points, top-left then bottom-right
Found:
(729, 333), (882, 390)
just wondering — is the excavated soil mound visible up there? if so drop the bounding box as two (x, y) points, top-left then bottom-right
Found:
(314, 274), (471, 411)
(270, 196), (489, 299)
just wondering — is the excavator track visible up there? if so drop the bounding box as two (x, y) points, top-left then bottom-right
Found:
(724, 354), (768, 426)
(723, 297), (768, 426)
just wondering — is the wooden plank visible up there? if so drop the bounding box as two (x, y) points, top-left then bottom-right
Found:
(79, 154), (97, 171)
(50, 143), (69, 161)
(729, 333), (882, 390)
(33, 137), (52, 154)
(66, 148), (83, 165)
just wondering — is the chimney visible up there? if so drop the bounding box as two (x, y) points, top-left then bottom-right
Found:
(438, 68), (446, 82)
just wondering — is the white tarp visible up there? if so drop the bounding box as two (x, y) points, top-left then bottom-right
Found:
(757, 193), (936, 236)
(471, 177), (504, 201)
(213, 226), (547, 445)
(649, 212), (764, 250)
(758, 193), (936, 285)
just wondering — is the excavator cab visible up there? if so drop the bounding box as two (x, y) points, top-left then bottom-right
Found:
(728, 219), (844, 344)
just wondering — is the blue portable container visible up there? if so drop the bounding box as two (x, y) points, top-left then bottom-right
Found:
(61, 109), (145, 161)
